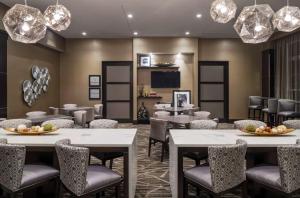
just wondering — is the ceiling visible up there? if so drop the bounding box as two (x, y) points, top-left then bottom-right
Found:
(1, 0), (300, 38)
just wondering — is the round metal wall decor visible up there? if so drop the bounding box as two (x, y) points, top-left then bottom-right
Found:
(22, 65), (51, 106)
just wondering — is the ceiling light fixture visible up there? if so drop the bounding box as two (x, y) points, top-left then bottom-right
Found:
(133, 32), (138, 36)
(44, 0), (71, 31)
(3, 0), (47, 43)
(82, 32), (87, 36)
(196, 13), (202, 18)
(185, 31), (190, 35)
(273, 0), (300, 32)
(210, 0), (237, 23)
(127, 14), (133, 18)
(234, 0), (275, 44)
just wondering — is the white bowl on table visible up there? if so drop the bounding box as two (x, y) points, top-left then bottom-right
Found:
(26, 111), (47, 118)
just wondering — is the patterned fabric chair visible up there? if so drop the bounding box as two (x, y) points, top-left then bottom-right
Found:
(148, 118), (169, 162)
(55, 139), (122, 197)
(89, 119), (120, 169)
(277, 99), (297, 124)
(49, 107), (59, 115)
(153, 111), (170, 118)
(0, 119), (32, 128)
(246, 143), (300, 197)
(42, 119), (75, 128)
(283, 120), (300, 129)
(89, 119), (118, 129)
(190, 120), (218, 129)
(184, 139), (247, 197)
(74, 110), (87, 127)
(234, 120), (266, 130)
(0, 138), (59, 197)
(194, 111), (211, 120)
(248, 96), (263, 120)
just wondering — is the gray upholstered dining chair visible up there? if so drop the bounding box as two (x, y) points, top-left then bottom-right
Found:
(248, 96), (263, 120)
(277, 99), (296, 124)
(148, 118), (169, 162)
(246, 142), (300, 197)
(89, 119), (120, 169)
(234, 120), (266, 130)
(0, 138), (59, 197)
(49, 107), (60, 115)
(185, 120), (218, 166)
(85, 108), (95, 125)
(262, 98), (278, 125)
(55, 139), (122, 198)
(42, 119), (75, 128)
(74, 110), (87, 127)
(194, 111), (211, 119)
(283, 120), (300, 129)
(94, 104), (103, 119)
(0, 119), (32, 128)
(184, 139), (248, 198)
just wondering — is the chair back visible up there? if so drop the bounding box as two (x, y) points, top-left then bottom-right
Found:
(74, 110), (87, 127)
(234, 120), (266, 130)
(190, 120), (218, 129)
(49, 107), (59, 115)
(0, 139), (26, 192)
(153, 111), (170, 118)
(278, 99), (296, 113)
(283, 120), (300, 129)
(0, 119), (32, 128)
(63, 104), (77, 109)
(194, 111), (211, 119)
(55, 139), (89, 196)
(208, 139), (247, 193)
(85, 108), (95, 123)
(267, 99), (278, 113)
(150, 118), (168, 142)
(89, 119), (118, 128)
(249, 96), (263, 106)
(277, 144), (300, 193)
(94, 104), (103, 117)
(42, 119), (74, 128)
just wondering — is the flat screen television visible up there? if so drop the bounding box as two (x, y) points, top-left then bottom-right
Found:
(151, 71), (180, 88)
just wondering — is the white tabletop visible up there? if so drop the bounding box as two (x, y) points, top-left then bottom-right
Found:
(0, 128), (137, 147)
(170, 129), (300, 147)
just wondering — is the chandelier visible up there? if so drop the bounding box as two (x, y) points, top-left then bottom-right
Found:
(2, 0), (71, 44)
(210, 0), (237, 23)
(273, 0), (300, 32)
(44, 0), (71, 31)
(2, 0), (47, 44)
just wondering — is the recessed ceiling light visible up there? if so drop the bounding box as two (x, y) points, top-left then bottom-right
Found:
(82, 32), (87, 36)
(185, 31), (190, 35)
(196, 13), (202, 18)
(133, 32), (138, 36)
(127, 14), (133, 18)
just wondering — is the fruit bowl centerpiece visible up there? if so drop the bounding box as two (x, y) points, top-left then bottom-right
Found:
(4, 123), (58, 135)
(241, 125), (294, 136)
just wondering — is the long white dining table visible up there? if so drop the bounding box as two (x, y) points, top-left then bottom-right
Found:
(0, 128), (137, 198)
(169, 129), (300, 198)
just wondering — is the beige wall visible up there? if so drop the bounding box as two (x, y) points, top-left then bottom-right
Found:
(198, 38), (262, 119)
(133, 38), (198, 120)
(59, 39), (133, 107)
(7, 40), (60, 118)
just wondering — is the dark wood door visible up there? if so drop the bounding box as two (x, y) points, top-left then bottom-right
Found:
(102, 61), (133, 122)
(0, 30), (8, 118)
(198, 61), (229, 122)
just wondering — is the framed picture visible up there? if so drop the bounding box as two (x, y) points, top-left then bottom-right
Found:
(138, 54), (151, 67)
(89, 75), (101, 87)
(89, 88), (101, 100)
(172, 90), (191, 107)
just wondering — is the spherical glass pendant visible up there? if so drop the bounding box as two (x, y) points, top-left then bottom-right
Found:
(3, 4), (46, 44)
(273, 6), (300, 32)
(44, 4), (71, 31)
(234, 4), (275, 44)
(210, 0), (237, 23)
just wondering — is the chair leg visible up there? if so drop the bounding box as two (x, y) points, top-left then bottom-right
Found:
(248, 108), (250, 119)
(101, 159), (106, 167)
(259, 110), (262, 121)
(241, 181), (248, 198)
(195, 159), (200, 166)
(115, 185), (119, 198)
(148, 138), (152, 157)
(109, 159), (113, 169)
(183, 178), (188, 198)
(96, 193), (100, 198)
(161, 142), (165, 162)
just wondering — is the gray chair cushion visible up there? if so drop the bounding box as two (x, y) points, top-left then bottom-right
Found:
(277, 111), (296, 117)
(246, 165), (281, 191)
(21, 165), (59, 188)
(248, 105), (262, 109)
(184, 166), (212, 190)
(84, 165), (122, 193)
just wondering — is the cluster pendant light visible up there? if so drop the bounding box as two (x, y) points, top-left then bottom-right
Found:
(3, 0), (71, 44)
(210, 0), (300, 44)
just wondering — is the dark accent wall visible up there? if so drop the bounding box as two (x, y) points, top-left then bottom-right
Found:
(0, 30), (7, 118)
